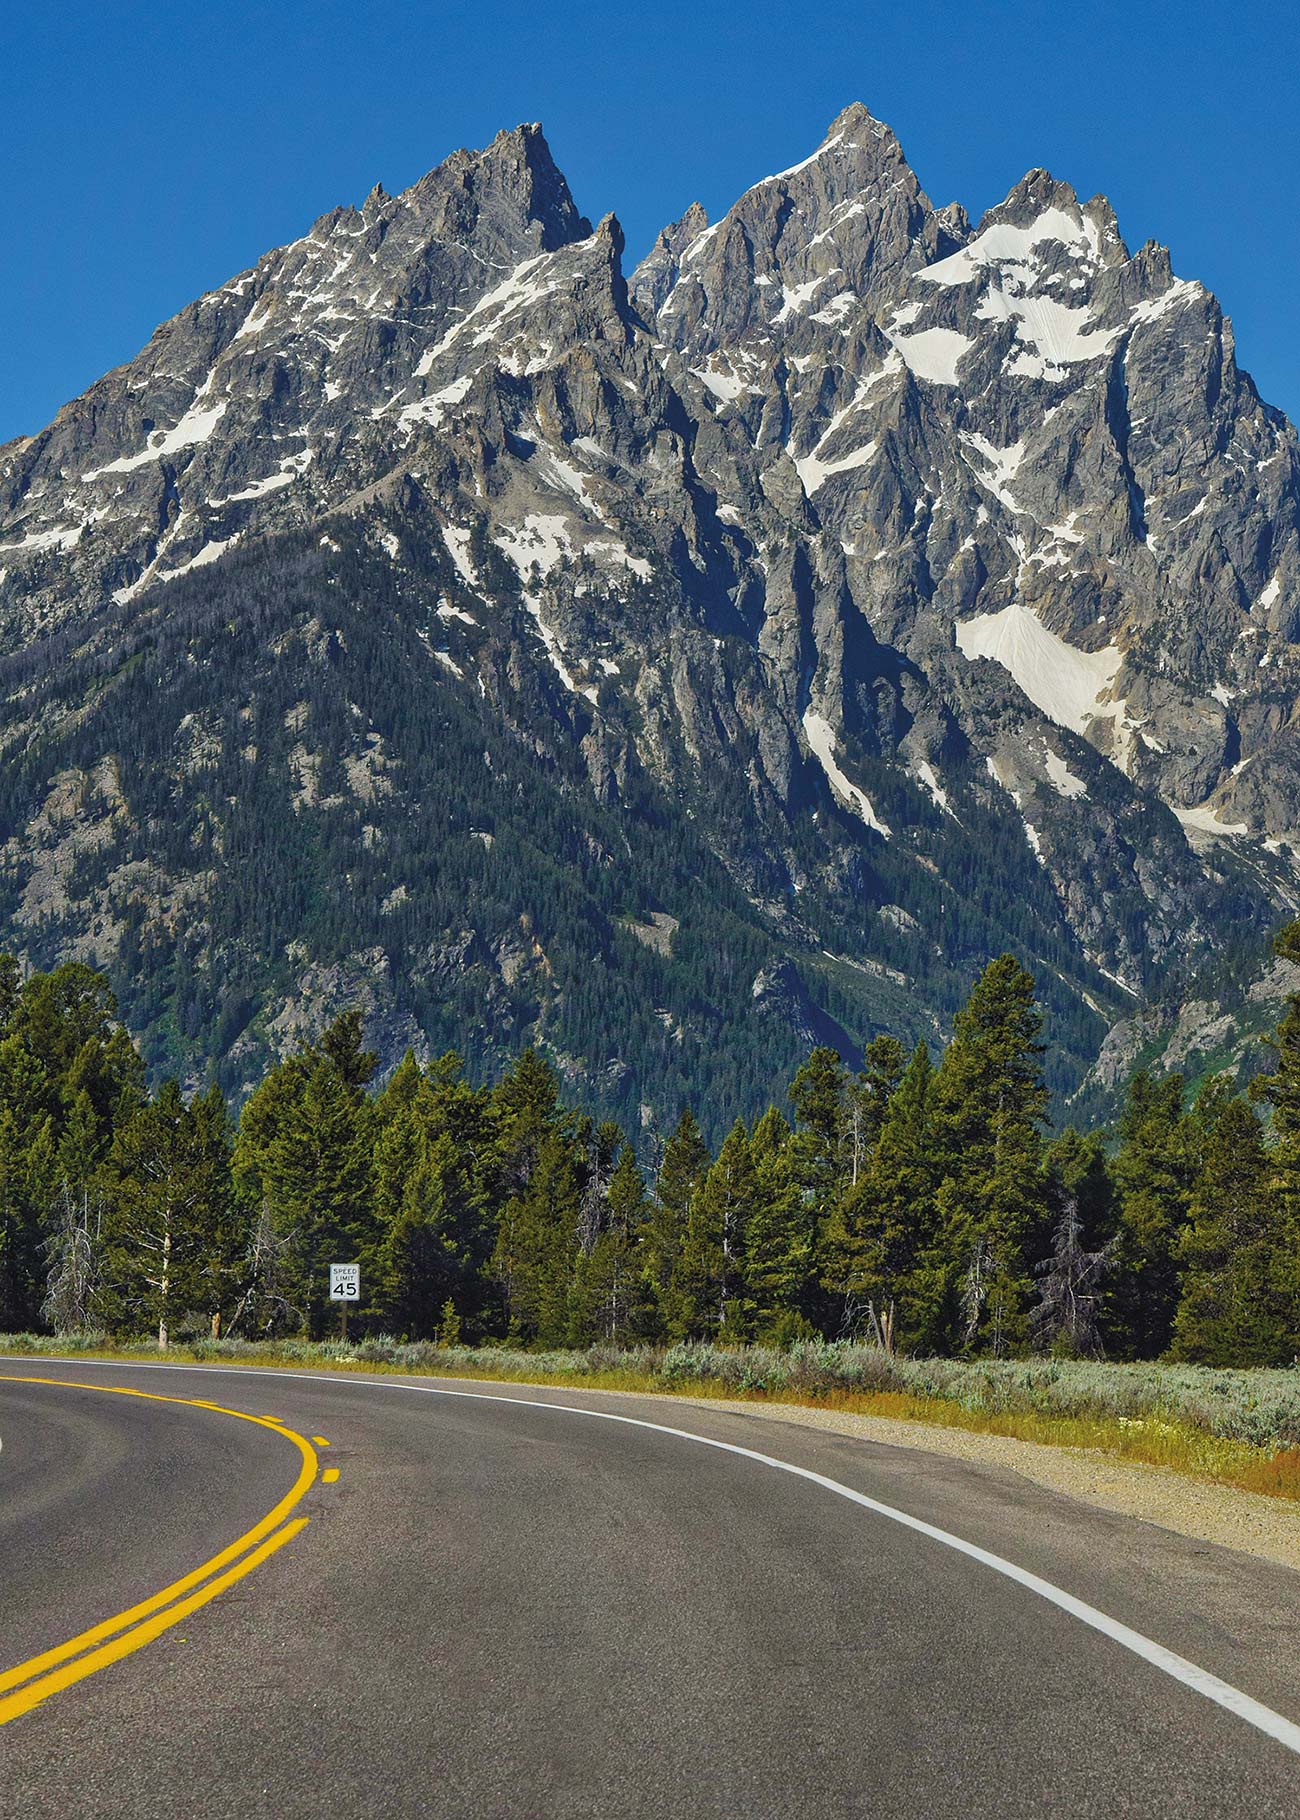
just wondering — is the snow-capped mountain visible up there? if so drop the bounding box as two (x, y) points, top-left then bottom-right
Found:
(3, 104), (1298, 1117)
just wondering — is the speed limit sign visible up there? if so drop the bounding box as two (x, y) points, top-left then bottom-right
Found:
(329, 1263), (360, 1301)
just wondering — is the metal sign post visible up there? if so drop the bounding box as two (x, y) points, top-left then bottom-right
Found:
(328, 1262), (360, 1341)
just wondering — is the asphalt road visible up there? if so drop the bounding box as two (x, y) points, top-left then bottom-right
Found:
(2, 1363), (1299, 1818)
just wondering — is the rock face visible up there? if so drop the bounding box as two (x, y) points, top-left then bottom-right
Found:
(2, 104), (1299, 1121)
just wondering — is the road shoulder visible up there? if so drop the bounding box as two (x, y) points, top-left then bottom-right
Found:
(652, 1392), (1300, 1574)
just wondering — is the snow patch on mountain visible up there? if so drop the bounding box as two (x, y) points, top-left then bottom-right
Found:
(957, 602), (1122, 736)
(920, 207), (1099, 288)
(803, 710), (891, 836)
(1173, 801), (1250, 840)
(758, 130), (847, 188)
(790, 439), (879, 496)
(914, 761), (954, 816)
(84, 396), (228, 480)
(887, 327), (974, 386)
(441, 526), (478, 590)
(0, 523), (82, 555)
(1044, 749), (1089, 799)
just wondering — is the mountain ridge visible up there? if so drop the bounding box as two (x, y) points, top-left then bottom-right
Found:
(2, 103), (1297, 1130)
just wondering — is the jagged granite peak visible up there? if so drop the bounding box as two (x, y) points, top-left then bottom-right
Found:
(405, 120), (592, 254)
(631, 101), (962, 360)
(0, 121), (605, 630)
(631, 200), (710, 316)
(3, 102), (1300, 1118)
(978, 168), (1127, 258)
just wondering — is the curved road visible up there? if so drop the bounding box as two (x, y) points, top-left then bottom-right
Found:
(2, 1362), (1299, 1817)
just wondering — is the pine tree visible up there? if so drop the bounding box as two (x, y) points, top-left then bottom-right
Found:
(492, 1129), (582, 1345)
(1043, 1126), (1114, 1252)
(576, 1121), (624, 1257)
(233, 1014), (377, 1336)
(572, 1145), (648, 1343)
(844, 1036), (906, 1188)
(1109, 1070), (1196, 1358)
(743, 1108), (811, 1341)
(788, 1046), (849, 1210)
(1171, 1095), (1294, 1365)
(491, 1048), (566, 1200)
(929, 957), (1049, 1354)
(825, 1041), (937, 1349)
(642, 1109), (711, 1336)
(1252, 919), (1300, 1282)
(182, 1083), (243, 1335)
(677, 1119), (754, 1339)
(319, 1009), (379, 1091)
(102, 1080), (238, 1346)
(377, 1131), (477, 1339)
(0, 1106), (40, 1330)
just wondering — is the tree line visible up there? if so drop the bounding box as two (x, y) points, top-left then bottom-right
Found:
(2, 932), (1299, 1365)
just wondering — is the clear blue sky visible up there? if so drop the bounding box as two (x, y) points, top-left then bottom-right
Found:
(4, 1), (1298, 442)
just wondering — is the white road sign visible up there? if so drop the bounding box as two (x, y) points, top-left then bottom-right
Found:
(329, 1263), (360, 1301)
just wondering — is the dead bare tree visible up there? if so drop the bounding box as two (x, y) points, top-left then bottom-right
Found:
(865, 1298), (896, 1355)
(960, 1236), (994, 1349)
(225, 1205), (303, 1338)
(1031, 1197), (1113, 1357)
(41, 1183), (103, 1335)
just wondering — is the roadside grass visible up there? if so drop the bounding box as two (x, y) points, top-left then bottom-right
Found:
(4, 1332), (1299, 1501)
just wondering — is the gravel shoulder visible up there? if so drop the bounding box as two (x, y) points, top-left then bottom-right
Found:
(655, 1393), (1300, 1574)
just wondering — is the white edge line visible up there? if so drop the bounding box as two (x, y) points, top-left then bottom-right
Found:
(9, 1358), (1300, 1758)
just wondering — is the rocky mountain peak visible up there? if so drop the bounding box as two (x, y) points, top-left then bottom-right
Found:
(631, 202), (710, 317)
(406, 119), (591, 256)
(633, 102), (956, 361)
(822, 98), (909, 156)
(974, 169), (1128, 269)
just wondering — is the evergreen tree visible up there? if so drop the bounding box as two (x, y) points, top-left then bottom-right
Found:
(1252, 918), (1300, 1267)
(378, 1131), (478, 1338)
(676, 1119), (753, 1339)
(492, 1129), (582, 1345)
(576, 1120), (624, 1257)
(491, 1048), (567, 1200)
(844, 1036), (906, 1188)
(0, 1106), (40, 1330)
(825, 1041), (937, 1350)
(1171, 1096), (1294, 1365)
(928, 957), (1049, 1354)
(102, 1080), (239, 1345)
(1109, 1070), (1196, 1358)
(788, 1046), (849, 1211)
(571, 1145), (648, 1342)
(642, 1109), (711, 1336)
(1043, 1126), (1115, 1251)
(6, 937), (1300, 1374)
(233, 1014), (377, 1336)
(743, 1108), (812, 1341)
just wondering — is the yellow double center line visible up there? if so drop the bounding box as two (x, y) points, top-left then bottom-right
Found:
(0, 1377), (320, 1726)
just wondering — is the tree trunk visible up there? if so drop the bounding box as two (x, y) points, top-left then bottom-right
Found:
(158, 1223), (171, 1350)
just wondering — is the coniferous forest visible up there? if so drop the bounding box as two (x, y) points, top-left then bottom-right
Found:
(3, 926), (1300, 1369)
